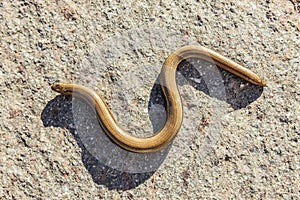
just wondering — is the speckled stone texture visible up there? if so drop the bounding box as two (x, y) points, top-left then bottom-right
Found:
(1, 0), (299, 199)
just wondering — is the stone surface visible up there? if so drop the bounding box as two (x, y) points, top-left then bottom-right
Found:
(1, 0), (299, 199)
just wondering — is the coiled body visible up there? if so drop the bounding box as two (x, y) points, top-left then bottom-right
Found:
(51, 45), (266, 153)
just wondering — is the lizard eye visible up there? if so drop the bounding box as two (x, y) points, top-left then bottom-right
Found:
(51, 83), (64, 93)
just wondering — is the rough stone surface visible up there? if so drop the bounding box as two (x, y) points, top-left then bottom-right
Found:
(1, 0), (299, 199)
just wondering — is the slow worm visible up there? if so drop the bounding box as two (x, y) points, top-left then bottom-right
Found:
(51, 45), (266, 153)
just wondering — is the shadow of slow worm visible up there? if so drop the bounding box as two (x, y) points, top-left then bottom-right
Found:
(41, 59), (264, 190)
